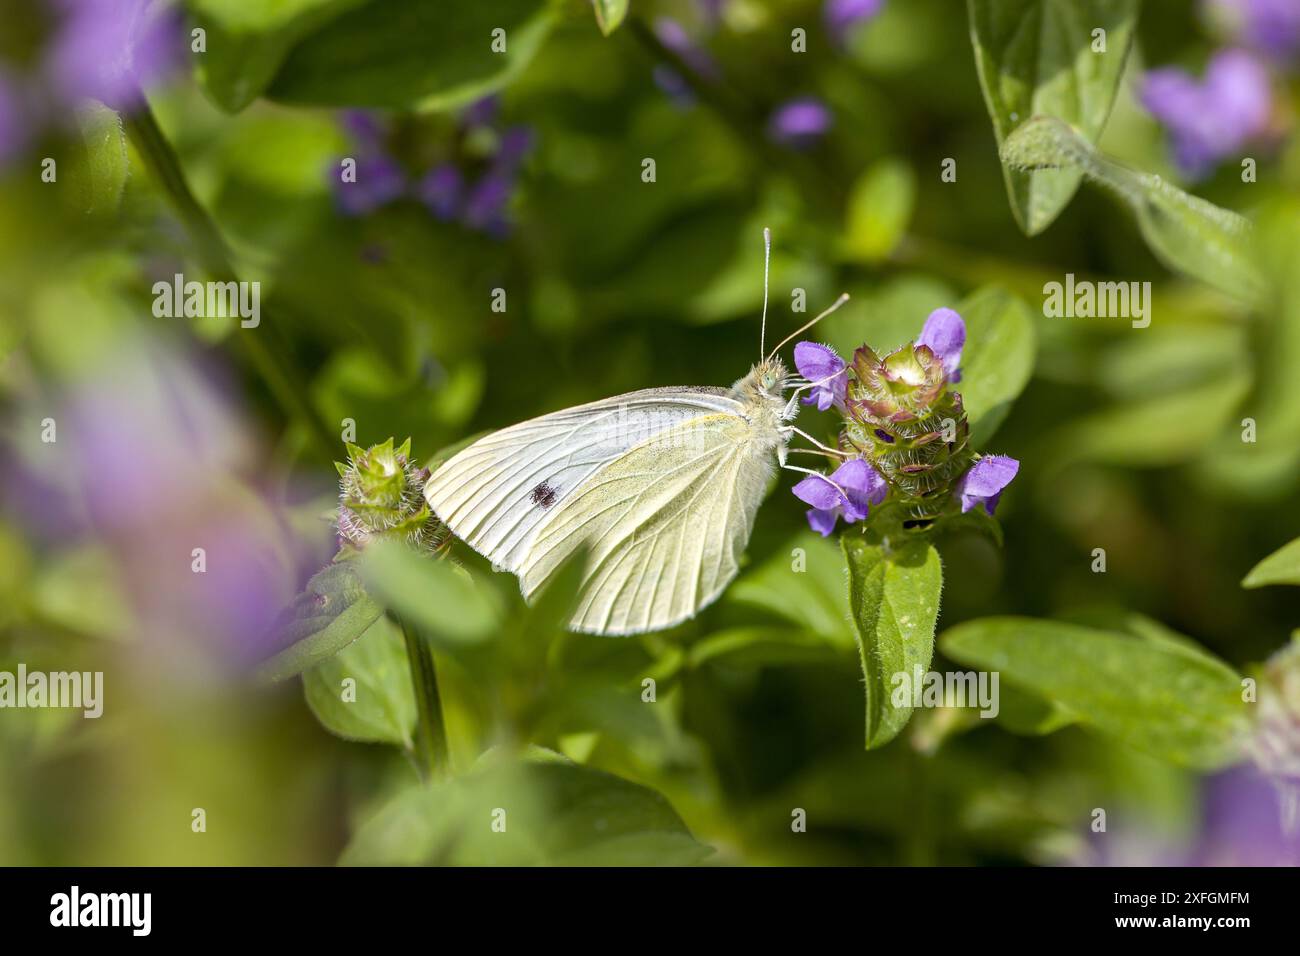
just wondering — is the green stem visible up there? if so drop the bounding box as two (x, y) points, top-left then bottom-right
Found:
(398, 614), (449, 780)
(121, 102), (336, 458)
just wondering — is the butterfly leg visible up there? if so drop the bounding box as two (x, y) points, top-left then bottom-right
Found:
(780, 425), (848, 458)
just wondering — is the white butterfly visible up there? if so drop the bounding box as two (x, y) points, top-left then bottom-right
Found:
(424, 231), (848, 635)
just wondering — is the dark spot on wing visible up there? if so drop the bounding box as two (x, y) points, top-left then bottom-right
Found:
(530, 482), (559, 509)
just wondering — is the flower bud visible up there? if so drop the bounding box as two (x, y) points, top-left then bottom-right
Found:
(335, 437), (447, 555)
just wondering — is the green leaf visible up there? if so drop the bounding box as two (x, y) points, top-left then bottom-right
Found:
(1052, 365), (1251, 467)
(67, 104), (129, 216)
(953, 285), (1037, 446)
(728, 530), (853, 645)
(1001, 116), (1264, 302)
(264, 0), (558, 110)
(302, 616), (416, 746)
(341, 753), (712, 865)
(356, 542), (501, 648)
(256, 562), (384, 683)
(1243, 537), (1300, 589)
(591, 0), (629, 36)
(843, 158), (916, 263)
(969, 0), (1138, 234)
(941, 617), (1249, 767)
(842, 536), (943, 749)
(686, 626), (848, 670)
(185, 0), (366, 112)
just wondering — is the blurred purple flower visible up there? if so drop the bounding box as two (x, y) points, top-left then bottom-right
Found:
(1141, 48), (1273, 177)
(653, 66), (696, 109)
(417, 163), (463, 221)
(462, 94), (499, 129)
(495, 125), (535, 170)
(1205, 0), (1300, 62)
(1197, 765), (1300, 865)
(0, 68), (27, 166)
(65, 347), (251, 531)
(334, 154), (407, 217)
(768, 97), (833, 149)
(1084, 766), (1300, 866)
(917, 307), (965, 383)
(825, 0), (885, 38)
(793, 458), (888, 536)
(5, 342), (317, 672)
(698, 0), (728, 27)
(339, 110), (388, 151)
(956, 455), (1019, 515)
(46, 0), (184, 111)
(462, 172), (513, 237)
(654, 18), (720, 80)
(794, 341), (848, 411)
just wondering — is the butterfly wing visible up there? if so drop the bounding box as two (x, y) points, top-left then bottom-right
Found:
(518, 412), (777, 635)
(423, 387), (742, 575)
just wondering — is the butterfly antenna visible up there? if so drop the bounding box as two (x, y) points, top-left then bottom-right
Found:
(759, 227), (772, 360)
(766, 292), (850, 362)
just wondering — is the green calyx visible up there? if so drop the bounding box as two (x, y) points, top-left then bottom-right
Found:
(335, 437), (448, 555)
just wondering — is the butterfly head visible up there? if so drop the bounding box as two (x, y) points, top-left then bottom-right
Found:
(735, 357), (790, 407)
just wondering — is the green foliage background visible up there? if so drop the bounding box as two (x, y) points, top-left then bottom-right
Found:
(1, 0), (1298, 865)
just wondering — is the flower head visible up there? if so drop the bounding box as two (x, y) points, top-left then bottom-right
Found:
(794, 341), (848, 411)
(332, 103), (533, 236)
(793, 458), (888, 536)
(768, 97), (833, 149)
(1141, 48), (1273, 178)
(955, 454), (1019, 515)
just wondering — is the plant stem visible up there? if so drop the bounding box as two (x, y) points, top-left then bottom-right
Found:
(398, 614), (449, 780)
(121, 102), (336, 458)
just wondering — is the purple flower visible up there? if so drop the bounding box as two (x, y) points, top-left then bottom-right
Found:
(0, 68), (27, 166)
(653, 66), (696, 108)
(825, 0), (885, 38)
(417, 163), (464, 221)
(793, 458), (888, 536)
(654, 18), (720, 80)
(463, 172), (514, 237)
(794, 341), (848, 411)
(1141, 49), (1272, 178)
(46, 0), (184, 111)
(334, 154), (407, 217)
(956, 455), (1019, 515)
(339, 110), (388, 151)
(1204, 0), (1300, 62)
(462, 94), (499, 129)
(767, 97), (833, 149)
(917, 307), (965, 383)
(495, 125), (535, 171)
